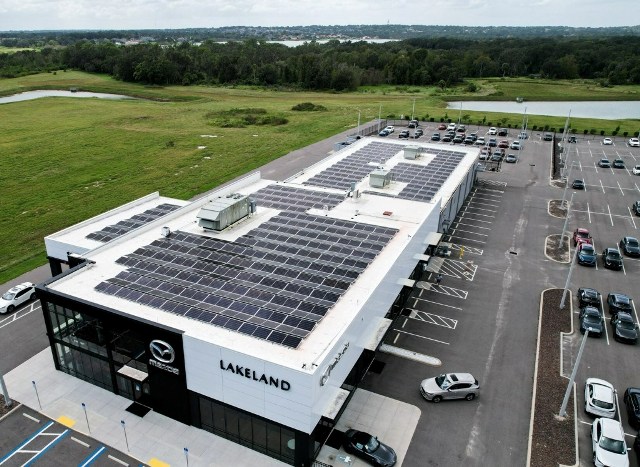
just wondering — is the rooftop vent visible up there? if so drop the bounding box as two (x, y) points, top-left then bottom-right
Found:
(197, 193), (251, 231)
(369, 168), (392, 188)
(403, 145), (421, 160)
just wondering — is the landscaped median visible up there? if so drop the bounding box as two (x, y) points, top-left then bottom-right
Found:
(527, 289), (577, 467)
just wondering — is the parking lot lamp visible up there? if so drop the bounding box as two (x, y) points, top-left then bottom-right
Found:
(411, 98), (416, 121)
(357, 109), (361, 136)
(378, 105), (382, 133)
(560, 238), (578, 309)
(560, 191), (575, 248)
(559, 327), (590, 417)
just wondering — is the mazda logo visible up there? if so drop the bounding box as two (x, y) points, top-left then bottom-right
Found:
(149, 340), (175, 364)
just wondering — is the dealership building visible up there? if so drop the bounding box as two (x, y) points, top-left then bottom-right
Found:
(38, 138), (477, 466)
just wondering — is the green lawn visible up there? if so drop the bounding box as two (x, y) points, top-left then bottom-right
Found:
(1, 72), (640, 282)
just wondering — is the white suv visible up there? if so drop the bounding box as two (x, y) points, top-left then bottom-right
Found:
(383, 126), (395, 134)
(629, 137), (640, 147)
(591, 418), (629, 467)
(0, 282), (36, 314)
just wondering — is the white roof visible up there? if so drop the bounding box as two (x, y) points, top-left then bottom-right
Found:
(45, 138), (479, 371)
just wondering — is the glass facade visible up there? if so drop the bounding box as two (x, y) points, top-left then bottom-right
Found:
(193, 393), (297, 465)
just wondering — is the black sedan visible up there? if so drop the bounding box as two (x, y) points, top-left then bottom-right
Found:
(611, 312), (639, 344)
(607, 292), (633, 315)
(572, 179), (585, 190)
(619, 236), (640, 257)
(624, 387), (640, 428)
(576, 244), (597, 267)
(577, 287), (601, 308)
(578, 306), (604, 337)
(343, 429), (397, 467)
(602, 248), (623, 270)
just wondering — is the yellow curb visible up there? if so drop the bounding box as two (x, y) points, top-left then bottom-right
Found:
(57, 415), (76, 428)
(148, 458), (171, 467)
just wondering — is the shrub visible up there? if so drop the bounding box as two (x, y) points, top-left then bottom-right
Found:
(532, 125), (538, 131)
(600, 130), (605, 136)
(590, 129), (596, 135)
(583, 129), (589, 135)
(623, 131), (628, 137)
(291, 102), (327, 111)
(612, 130), (618, 136)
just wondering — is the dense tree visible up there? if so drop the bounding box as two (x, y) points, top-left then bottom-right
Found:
(3, 34), (640, 89)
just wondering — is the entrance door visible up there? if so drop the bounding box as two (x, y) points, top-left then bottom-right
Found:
(116, 366), (151, 406)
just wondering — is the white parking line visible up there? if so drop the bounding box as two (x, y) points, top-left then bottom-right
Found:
(599, 295), (609, 344)
(453, 221), (491, 230)
(586, 202), (592, 223)
(467, 200), (501, 209)
(413, 297), (464, 311)
(599, 179), (605, 193)
(456, 216), (492, 224)
(627, 207), (638, 229)
(460, 211), (495, 219)
(464, 205), (497, 214)
(450, 227), (488, 237)
(411, 310), (458, 329)
(616, 180), (624, 196)
(394, 329), (450, 345)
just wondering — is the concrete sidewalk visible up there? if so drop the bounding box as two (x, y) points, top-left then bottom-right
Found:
(4, 350), (420, 467)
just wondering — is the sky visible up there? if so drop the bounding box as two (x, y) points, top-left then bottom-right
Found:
(0, 0), (638, 31)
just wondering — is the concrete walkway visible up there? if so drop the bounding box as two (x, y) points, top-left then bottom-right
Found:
(4, 350), (420, 467)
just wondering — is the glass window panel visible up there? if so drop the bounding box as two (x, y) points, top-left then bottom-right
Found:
(252, 418), (267, 453)
(280, 427), (295, 461)
(266, 421), (281, 456)
(212, 401), (226, 435)
(225, 406), (240, 442)
(199, 398), (213, 430)
(238, 411), (253, 446)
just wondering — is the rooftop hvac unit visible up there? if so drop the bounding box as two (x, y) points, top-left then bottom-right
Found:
(197, 193), (251, 231)
(369, 168), (392, 188)
(403, 145), (421, 160)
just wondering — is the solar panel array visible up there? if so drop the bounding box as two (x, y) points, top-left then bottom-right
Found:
(95, 211), (397, 349)
(389, 149), (466, 202)
(86, 203), (181, 243)
(303, 141), (400, 190)
(250, 185), (345, 212)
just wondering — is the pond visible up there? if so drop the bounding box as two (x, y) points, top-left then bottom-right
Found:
(447, 101), (640, 120)
(0, 90), (134, 105)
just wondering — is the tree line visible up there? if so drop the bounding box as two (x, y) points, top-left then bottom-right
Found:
(2, 36), (640, 91)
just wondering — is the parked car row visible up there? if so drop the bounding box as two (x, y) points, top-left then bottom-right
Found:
(577, 287), (637, 344)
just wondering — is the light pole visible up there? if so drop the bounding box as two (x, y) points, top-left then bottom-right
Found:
(560, 239), (578, 309)
(559, 328), (591, 417)
(411, 98), (416, 121)
(357, 110), (361, 136)
(561, 191), (576, 248)
(378, 104), (382, 133)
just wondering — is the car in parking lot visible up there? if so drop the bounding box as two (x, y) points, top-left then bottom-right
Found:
(633, 165), (640, 175)
(447, 123), (457, 131)
(384, 126), (395, 134)
(379, 129), (390, 137)
(442, 134), (453, 142)
(603, 137), (613, 145)
(619, 236), (640, 257)
(579, 306), (604, 336)
(613, 159), (626, 169)
(573, 228), (593, 247)
(438, 123), (447, 130)
(0, 282), (36, 314)
(464, 136), (475, 145)
(497, 128), (508, 136)
(607, 293), (633, 315)
(431, 132), (440, 141)
(519, 131), (528, 139)
(585, 378), (616, 418)
(568, 135), (577, 143)
(488, 138), (498, 147)
(572, 179), (585, 190)
(602, 248), (623, 270)
(456, 124), (466, 133)
(408, 119), (419, 128)
(599, 158), (612, 168)
(453, 135), (464, 144)
(398, 130), (410, 139)
(577, 243), (597, 267)
(488, 127), (497, 135)
(475, 136), (485, 145)
(510, 141), (521, 150)
(634, 201), (640, 216)
(624, 388), (640, 429)
(578, 287), (602, 308)
(505, 154), (517, 163)
(590, 418), (629, 467)
(343, 429), (397, 467)
(414, 129), (423, 138)
(420, 372), (480, 402)
(611, 312), (638, 344)
(498, 140), (509, 148)
(543, 132), (553, 141)
(629, 137), (640, 147)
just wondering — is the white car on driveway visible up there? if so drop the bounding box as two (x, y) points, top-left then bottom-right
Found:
(629, 137), (640, 147)
(585, 378), (616, 418)
(603, 137), (613, 145)
(0, 282), (36, 314)
(383, 126), (394, 134)
(420, 372), (479, 402)
(591, 418), (629, 467)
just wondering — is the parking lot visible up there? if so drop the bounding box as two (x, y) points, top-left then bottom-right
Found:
(555, 137), (640, 465)
(366, 125), (640, 466)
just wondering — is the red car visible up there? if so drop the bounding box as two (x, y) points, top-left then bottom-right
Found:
(498, 140), (509, 148)
(438, 123), (447, 130)
(573, 228), (593, 247)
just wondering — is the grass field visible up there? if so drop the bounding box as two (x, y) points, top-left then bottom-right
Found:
(1, 71), (640, 282)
